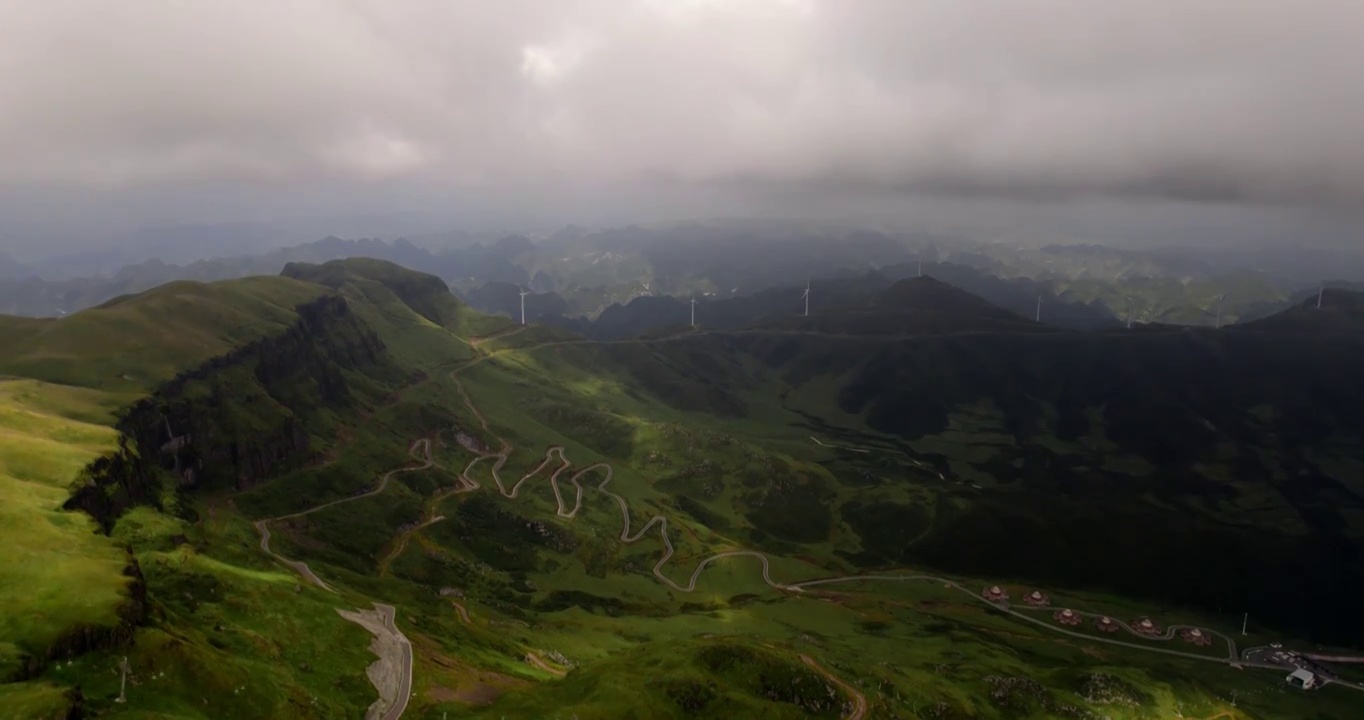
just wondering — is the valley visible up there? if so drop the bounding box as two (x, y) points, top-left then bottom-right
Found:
(7, 2), (1364, 716)
(2, 259), (1362, 719)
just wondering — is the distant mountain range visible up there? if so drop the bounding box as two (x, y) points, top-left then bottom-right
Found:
(3, 223), (1359, 328)
(0, 236), (528, 316)
(0, 251), (26, 281)
(472, 269), (1110, 338)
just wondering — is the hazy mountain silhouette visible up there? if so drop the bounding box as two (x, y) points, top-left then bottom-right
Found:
(1239, 288), (1364, 334)
(0, 252), (27, 281)
(463, 281), (570, 324)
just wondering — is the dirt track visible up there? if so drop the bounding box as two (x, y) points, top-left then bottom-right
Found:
(524, 652), (567, 678)
(800, 654), (868, 720)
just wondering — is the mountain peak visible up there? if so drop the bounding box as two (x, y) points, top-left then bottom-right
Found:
(873, 276), (1025, 322)
(1241, 288), (1364, 334)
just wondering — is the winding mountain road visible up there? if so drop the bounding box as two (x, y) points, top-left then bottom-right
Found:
(255, 438), (434, 589)
(442, 357), (1364, 695)
(376, 603), (415, 720)
(252, 333), (1363, 720)
(253, 439), (431, 718)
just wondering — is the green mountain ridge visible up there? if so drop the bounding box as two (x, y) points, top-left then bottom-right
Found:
(756, 276), (1049, 336)
(2, 258), (1362, 719)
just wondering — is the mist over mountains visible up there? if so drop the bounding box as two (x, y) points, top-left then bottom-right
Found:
(4, 221), (1360, 330)
(5, 1), (1364, 716)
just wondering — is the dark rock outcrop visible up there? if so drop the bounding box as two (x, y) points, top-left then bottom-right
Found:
(64, 294), (391, 531)
(10, 553), (146, 682)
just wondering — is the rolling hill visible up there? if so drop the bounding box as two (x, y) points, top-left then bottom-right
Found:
(756, 276), (1048, 335)
(545, 293), (1364, 647)
(2, 258), (1362, 719)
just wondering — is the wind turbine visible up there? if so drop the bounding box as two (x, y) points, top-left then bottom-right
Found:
(1034, 295), (1042, 323)
(690, 295), (697, 328)
(1214, 294), (1225, 329)
(518, 288), (530, 326)
(1317, 283), (1326, 309)
(918, 257), (923, 278)
(802, 279), (810, 317)
(115, 656), (129, 703)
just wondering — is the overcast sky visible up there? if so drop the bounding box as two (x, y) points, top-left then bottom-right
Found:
(2, 0), (1362, 253)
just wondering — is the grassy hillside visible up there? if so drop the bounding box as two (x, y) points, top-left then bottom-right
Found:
(548, 313), (1364, 647)
(0, 379), (130, 681)
(0, 276), (342, 685)
(3, 261), (1361, 719)
(1239, 288), (1364, 334)
(0, 277), (325, 391)
(0, 263), (485, 717)
(376, 314), (1364, 719)
(758, 277), (1049, 335)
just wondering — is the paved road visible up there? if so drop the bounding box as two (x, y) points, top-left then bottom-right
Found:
(377, 512), (448, 577)
(1305, 653), (1364, 663)
(597, 463), (790, 592)
(264, 333), (1363, 719)
(468, 325), (529, 348)
(448, 431), (1267, 669)
(1241, 645), (1363, 690)
(1005, 602), (1239, 661)
(256, 438), (433, 588)
(375, 603), (415, 720)
(443, 353), (1364, 694)
(253, 439), (431, 718)
(809, 436), (871, 454)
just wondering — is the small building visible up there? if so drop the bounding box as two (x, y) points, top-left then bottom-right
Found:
(1180, 627), (1213, 646)
(1096, 616), (1119, 633)
(1132, 617), (1162, 636)
(982, 585), (1009, 603)
(1054, 608), (1082, 626)
(1286, 668), (1319, 690)
(1023, 590), (1050, 607)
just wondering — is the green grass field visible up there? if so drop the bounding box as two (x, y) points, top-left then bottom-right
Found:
(0, 379), (135, 679)
(4, 260), (1361, 719)
(0, 277), (325, 391)
(373, 335), (1362, 719)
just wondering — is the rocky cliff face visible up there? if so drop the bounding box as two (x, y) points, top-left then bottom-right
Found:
(10, 553), (146, 683)
(27, 294), (399, 684)
(65, 294), (393, 530)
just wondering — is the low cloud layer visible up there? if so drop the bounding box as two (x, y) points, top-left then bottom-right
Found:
(2, 0), (1363, 216)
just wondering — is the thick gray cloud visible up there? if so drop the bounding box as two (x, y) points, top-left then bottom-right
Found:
(1, 0), (1362, 236)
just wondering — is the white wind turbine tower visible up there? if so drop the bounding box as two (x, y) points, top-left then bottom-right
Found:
(1034, 295), (1042, 323)
(802, 279), (810, 317)
(1317, 283), (1326, 309)
(918, 257), (923, 277)
(1214, 294), (1225, 328)
(518, 288), (530, 325)
(115, 656), (129, 703)
(690, 295), (698, 328)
